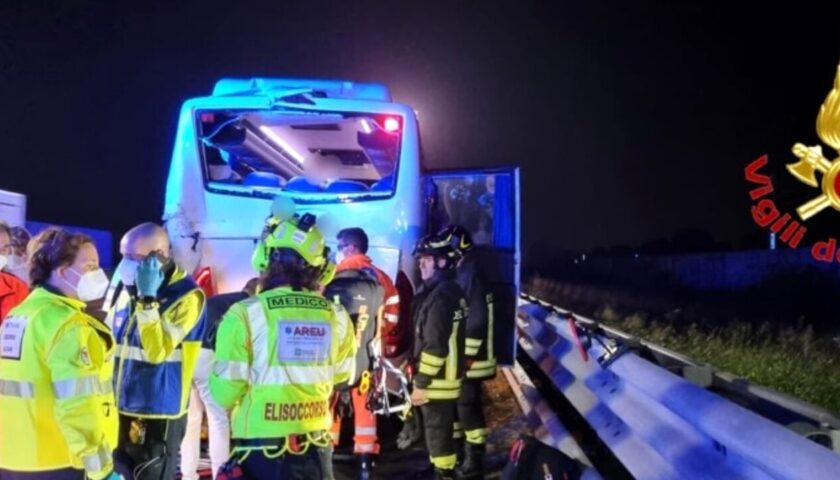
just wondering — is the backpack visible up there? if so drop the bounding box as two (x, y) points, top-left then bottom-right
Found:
(502, 435), (582, 480)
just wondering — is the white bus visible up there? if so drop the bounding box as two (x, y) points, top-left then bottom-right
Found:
(162, 77), (520, 364)
(0, 189), (26, 228)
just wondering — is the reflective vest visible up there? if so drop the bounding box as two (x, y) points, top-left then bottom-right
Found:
(456, 257), (497, 380)
(0, 287), (117, 479)
(210, 287), (356, 440)
(464, 290), (497, 380)
(107, 268), (206, 418)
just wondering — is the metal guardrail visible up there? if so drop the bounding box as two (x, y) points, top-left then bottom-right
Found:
(501, 363), (602, 479)
(519, 293), (840, 433)
(517, 294), (840, 480)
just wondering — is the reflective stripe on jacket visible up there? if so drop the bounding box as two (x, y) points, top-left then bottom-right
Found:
(0, 287), (117, 479)
(411, 270), (466, 400)
(456, 257), (497, 380)
(210, 286), (356, 439)
(107, 267), (206, 418)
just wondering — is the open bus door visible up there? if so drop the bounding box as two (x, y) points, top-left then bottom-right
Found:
(423, 167), (521, 365)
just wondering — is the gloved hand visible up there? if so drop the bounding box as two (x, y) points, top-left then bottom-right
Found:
(396, 409), (424, 450)
(136, 255), (164, 298)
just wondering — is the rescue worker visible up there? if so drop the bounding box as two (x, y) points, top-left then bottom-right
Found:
(210, 212), (356, 480)
(0, 221), (28, 321)
(180, 279), (258, 480)
(334, 228), (402, 356)
(7, 225), (32, 285)
(324, 229), (385, 479)
(439, 225), (497, 479)
(107, 223), (207, 480)
(0, 227), (119, 480)
(409, 233), (467, 480)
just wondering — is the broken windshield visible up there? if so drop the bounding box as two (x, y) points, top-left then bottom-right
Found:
(198, 109), (401, 197)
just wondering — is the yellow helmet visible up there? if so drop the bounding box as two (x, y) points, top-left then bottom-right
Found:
(251, 213), (328, 272)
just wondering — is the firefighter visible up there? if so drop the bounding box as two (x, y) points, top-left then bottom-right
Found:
(324, 229), (385, 479)
(0, 227), (119, 480)
(409, 233), (467, 480)
(439, 225), (497, 479)
(210, 212), (356, 479)
(107, 223), (207, 480)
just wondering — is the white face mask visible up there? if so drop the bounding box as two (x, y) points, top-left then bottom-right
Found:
(0, 255), (7, 271)
(63, 268), (110, 302)
(6, 254), (24, 270)
(6, 255), (29, 284)
(119, 259), (140, 286)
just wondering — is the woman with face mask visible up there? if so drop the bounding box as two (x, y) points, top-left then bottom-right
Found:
(0, 227), (120, 480)
(7, 226), (32, 284)
(0, 221), (29, 322)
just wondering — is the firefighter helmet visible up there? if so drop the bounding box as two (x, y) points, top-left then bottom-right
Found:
(438, 224), (474, 255)
(412, 233), (461, 269)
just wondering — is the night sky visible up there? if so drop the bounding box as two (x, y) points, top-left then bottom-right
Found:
(2, 1), (840, 258)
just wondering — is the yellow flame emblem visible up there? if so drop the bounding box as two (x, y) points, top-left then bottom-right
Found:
(786, 63), (840, 220)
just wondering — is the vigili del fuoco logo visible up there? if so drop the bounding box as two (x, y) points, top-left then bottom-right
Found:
(745, 62), (840, 262)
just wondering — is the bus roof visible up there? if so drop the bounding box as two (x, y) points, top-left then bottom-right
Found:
(212, 78), (391, 102)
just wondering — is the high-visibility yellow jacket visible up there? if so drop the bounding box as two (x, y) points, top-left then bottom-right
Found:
(210, 286), (356, 440)
(107, 267), (206, 418)
(0, 287), (117, 479)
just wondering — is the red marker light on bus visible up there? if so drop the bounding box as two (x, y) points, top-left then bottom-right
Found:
(384, 117), (400, 132)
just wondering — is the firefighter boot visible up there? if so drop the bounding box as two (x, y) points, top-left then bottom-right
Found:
(454, 438), (465, 468)
(455, 443), (485, 480)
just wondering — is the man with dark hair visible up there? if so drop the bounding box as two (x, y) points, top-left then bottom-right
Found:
(336, 228), (403, 357)
(0, 221), (28, 321)
(337, 228), (369, 255)
(324, 235), (385, 479)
